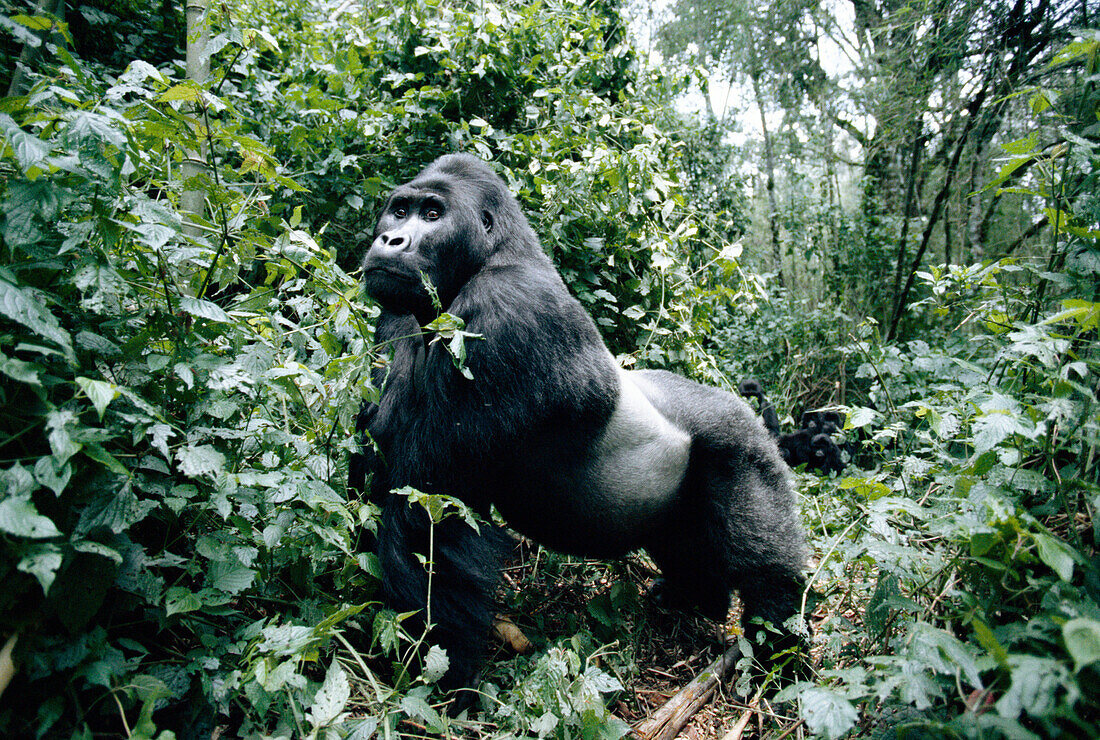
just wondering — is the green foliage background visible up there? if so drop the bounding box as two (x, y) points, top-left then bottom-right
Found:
(0, 0), (1097, 738)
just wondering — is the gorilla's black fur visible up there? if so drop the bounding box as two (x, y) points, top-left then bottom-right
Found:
(738, 378), (781, 438)
(355, 154), (807, 692)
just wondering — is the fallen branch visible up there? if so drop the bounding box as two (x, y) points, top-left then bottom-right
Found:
(721, 692), (761, 740)
(491, 617), (532, 654)
(0, 633), (17, 700)
(631, 644), (742, 740)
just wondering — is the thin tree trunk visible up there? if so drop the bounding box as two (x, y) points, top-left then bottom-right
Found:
(181, 0), (210, 241)
(888, 103), (981, 339)
(888, 130), (923, 321)
(750, 72), (784, 287)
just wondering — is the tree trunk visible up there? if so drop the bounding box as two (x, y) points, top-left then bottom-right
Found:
(751, 72), (784, 287)
(181, 0), (210, 241)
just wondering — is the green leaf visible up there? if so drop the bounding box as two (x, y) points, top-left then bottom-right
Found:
(157, 83), (201, 103)
(0, 278), (74, 360)
(81, 442), (129, 477)
(1062, 618), (1100, 671)
(176, 444), (226, 479)
(17, 543), (62, 593)
(1033, 532), (1076, 581)
(422, 645), (450, 684)
(309, 660), (350, 728)
(973, 618), (1010, 668)
(0, 113), (51, 173)
(72, 540), (123, 565)
(180, 296), (232, 323)
(165, 587), (202, 616)
(208, 561), (256, 594)
(33, 455), (71, 496)
(799, 687), (858, 739)
(0, 496), (61, 538)
(76, 377), (119, 420)
(910, 622), (983, 687)
(0, 351), (40, 385)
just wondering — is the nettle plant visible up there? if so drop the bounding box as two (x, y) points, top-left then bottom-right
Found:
(792, 113), (1100, 738)
(0, 27), (380, 738)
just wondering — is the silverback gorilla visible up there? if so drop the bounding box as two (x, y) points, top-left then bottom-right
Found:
(355, 154), (808, 694)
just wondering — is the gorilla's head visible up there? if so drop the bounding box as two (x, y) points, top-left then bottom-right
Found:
(362, 155), (535, 321)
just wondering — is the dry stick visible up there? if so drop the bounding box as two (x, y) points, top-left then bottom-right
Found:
(720, 692), (761, 740)
(631, 644), (742, 740)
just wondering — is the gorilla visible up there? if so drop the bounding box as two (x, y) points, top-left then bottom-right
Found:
(800, 410), (843, 437)
(737, 378), (781, 438)
(354, 154), (807, 694)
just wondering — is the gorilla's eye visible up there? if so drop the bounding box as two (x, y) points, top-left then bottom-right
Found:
(393, 206), (408, 219)
(423, 207), (442, 221)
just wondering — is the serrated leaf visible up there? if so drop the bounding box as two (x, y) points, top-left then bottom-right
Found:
(910, 622), (983, 687)
(422, 645), (450, 684)
(799, 687), (858, 739)
(346, 718), (379, 740)
(76, 376), (119, 420)
(157, 83), (201, 103)
(0, 496), (61, 538)
(33, 455), (71, 496)
(0, 113), (51, 172)
(17, 543), (62, 593)
(399, 691), (443, 731)
(180, 296), (232, 323)
(176, 444), (226, 479)
(309, 661), (350, 728)
(0, 278), (74, 360)
(208, 561), (256, 594)
(972, 412), (1017, 453)
(164, 586), (202, 616)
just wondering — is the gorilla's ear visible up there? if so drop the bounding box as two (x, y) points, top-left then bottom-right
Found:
(481, 210), (494, 234)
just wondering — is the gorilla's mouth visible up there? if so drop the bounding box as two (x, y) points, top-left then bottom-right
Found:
(364, 266), (417, 283)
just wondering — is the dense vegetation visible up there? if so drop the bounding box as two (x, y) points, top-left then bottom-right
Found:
(0, 0), (1095, 738)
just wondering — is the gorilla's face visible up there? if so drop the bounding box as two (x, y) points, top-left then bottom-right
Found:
(362, 174), (492, 320)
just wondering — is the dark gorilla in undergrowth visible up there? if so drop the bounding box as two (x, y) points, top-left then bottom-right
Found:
(355, 154), (808, 696)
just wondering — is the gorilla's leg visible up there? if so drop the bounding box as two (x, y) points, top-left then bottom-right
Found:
(645, 514), (732, 621)
(378, 495), (511, 692)
(691, 440), (807, 639)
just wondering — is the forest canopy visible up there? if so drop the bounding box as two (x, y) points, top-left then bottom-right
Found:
(0, 0), (1097, 738)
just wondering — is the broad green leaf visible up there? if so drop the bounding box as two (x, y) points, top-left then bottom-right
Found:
(346, 718), (379, 740)
(164, 587), (202, 616)
(309, 661), (350, 728)
(422, 645), (450, 684)
(1033, 532), (1076, 581)
(158, 83), (201, 103)
(17, 543), (62, 593)
(799, 687), (858, 739)
(0, 351), (40, 385)
(76, 377), (119, 420)
(175, 444), (226, 479)
(0, 113), (51, 173)
(0, 496), (61, 538)
(208, 562), (256, 594)
(0, 278), (74, 360)
(1062, 618), (1100, 671)
(180, 296), (232, 323)
(33, 456), (71, 496)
